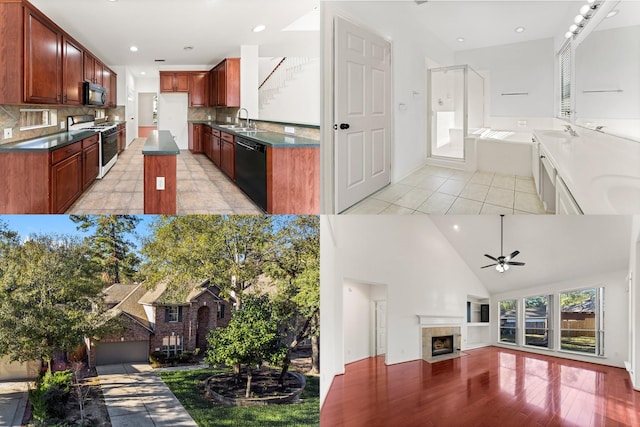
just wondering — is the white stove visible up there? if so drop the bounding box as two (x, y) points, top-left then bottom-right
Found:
(68, 115), (118, 179)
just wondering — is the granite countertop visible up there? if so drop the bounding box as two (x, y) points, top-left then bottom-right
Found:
(142, 130), (180, 155)
(190, 121), (320, 147)
(533, 128), (640, 214)
(0, 130), (98, 152)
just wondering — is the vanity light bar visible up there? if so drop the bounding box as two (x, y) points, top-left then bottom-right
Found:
(564, 0), (602, 39)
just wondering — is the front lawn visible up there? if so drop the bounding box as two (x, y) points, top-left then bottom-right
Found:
(158, 368), (319, 427)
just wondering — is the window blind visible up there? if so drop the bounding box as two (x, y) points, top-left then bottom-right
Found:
(559, 42), (572, 119)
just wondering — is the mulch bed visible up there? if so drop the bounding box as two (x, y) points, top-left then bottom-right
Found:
(206, 367), (302, 400)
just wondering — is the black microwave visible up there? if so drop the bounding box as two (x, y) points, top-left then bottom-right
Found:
(83, 82), (107, 106)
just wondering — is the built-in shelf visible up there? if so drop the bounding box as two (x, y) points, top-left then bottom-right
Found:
(467, 322), (490, 327)
(465, 295), (491, 350)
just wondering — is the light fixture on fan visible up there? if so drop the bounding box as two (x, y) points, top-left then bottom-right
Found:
(564, 0), (602, 38)
(481, 215), (526, 274)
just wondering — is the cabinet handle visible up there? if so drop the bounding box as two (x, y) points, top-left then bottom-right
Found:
(66, 148), (74, 153)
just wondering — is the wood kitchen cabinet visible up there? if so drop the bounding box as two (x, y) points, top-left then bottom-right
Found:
(266, 145), (320, 214)
(203, 126), (212, 159)
(51, 141), (83, 214)
(24, 5), (62, 104)
(62, 37), (84, 105)
(0, 1), (115, 105)
(110, 72), (117, 106)
(211, 128), (221, 166)
(189, 72), (209, 107)
(160, 72), (190, 92)
(102, 67), (117, 107)
(220, 132), (235, 180)
(189, 123), (204, 154)
(116, 123), (126, 154)
(82, 134), (99, 190)
(211, 59), (240, 107)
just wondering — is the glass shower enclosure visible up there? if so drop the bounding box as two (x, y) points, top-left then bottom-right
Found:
(428, 65), (484, 161)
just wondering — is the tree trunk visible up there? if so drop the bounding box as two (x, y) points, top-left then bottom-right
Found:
(234, 363), (241, 384)
(311, 335), (319, 374)
(278, 316), (312, 387)
(245, 367), (252, 398)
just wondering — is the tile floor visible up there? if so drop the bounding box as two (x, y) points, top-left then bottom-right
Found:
(343, 164), (546, 215)
(68, 138), (262, 214)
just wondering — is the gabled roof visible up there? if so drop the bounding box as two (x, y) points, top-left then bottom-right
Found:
(108, 283), (153, 332)
(138, 279), (227, 306)
(103, 283), (139, 306)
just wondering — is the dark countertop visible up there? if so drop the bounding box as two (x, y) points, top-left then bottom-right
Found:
(189, 121), (320, 148)
(142, 130), (180, 155)
(0, 130), (98, 152)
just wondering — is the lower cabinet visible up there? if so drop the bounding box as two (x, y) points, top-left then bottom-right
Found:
(51, 143), (83, 213)
(116, 124), (126, 154)
(203, 125), (212, 160)
(220, 132), (235, 180)
(82, 135), (100, 190)
(189, 123), (203, 154)
(212, 129), (221, 166)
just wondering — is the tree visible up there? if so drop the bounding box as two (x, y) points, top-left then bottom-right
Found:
(205, 294), (286, 398)
(70, 215), (141, 284)
(267, 215), (320, 379)
(0, 233), (106, 371)
(140, 215), (273, 307)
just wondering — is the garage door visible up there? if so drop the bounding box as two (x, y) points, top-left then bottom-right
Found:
(95, 341), (149, 365)
(0, 357), (33, 381)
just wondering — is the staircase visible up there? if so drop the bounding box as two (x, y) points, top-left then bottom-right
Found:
(259, 57), (314, 109)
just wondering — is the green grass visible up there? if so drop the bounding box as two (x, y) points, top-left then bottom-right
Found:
(561, 336), (596, 353)
(158, 368), (319, 427)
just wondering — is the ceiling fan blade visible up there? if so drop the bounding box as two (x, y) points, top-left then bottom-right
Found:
(484, 254), (499, 262)
(506, 250), (520, 261)
(481, 263), (498, 269)
(507, 261), (526, 266)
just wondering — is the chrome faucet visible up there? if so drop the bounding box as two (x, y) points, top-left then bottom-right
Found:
(563, 124), (578, 137)
(236, 108), (250, 128)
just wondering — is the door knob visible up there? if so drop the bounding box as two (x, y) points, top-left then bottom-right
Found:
(340, 123), (350, 130)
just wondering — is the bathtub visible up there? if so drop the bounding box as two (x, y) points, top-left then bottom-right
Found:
(473, 129), (533, 176)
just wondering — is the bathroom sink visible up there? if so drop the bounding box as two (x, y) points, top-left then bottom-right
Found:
(591, 175), (640, 214)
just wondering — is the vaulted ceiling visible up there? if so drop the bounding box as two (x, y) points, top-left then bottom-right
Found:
(431, 215), (632, 294)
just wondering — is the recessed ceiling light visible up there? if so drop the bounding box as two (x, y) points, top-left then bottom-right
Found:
(456, 37), (465, 42)
(515, 26), (525, 33)
(606, 10), (618, 18)
(140, 71), (146, 75)
(453, 225), (460, 231)
(129, 46), (138, 52)
(252, 24), (266, 33)
(107, 0), (118, 2)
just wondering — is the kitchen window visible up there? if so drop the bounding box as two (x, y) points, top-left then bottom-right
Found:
(499, 299), (517, 344)
(524, 295), (551, 349)
(559, 287), (604, 356)
(19, 109), (57, 130)
(165, 306), (183, 323)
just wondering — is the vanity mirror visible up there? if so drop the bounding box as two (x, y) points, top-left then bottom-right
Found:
(574, 0), (640, 141)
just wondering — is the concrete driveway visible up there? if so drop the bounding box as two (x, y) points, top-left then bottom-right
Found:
(0, 381), (29, 427)
(97, 363), (197, 427)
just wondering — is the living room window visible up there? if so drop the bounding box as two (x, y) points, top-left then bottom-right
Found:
(499, 299), (517, 344)
(559, 287), (604, 356)
(165, 306), (183, 323)
(161, 335), (183, 357)
(524, 295), (551, 349)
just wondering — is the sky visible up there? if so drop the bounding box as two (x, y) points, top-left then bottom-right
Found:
(0, 215), (156, 249)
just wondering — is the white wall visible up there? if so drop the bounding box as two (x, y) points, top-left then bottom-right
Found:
(343, 281), (374, 364)
(259, 58), (320, 125)
(158, 93), (188, 149)
(241, 45), (259, 119)
(455, 38), (555, 118)
(630, 215), (640, 390)
(491, 269), (629, 368)
(320, 215), (489, 405)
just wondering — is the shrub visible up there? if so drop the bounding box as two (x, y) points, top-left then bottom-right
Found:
(28, 369), (72, 423)
(179, 351), (194, 363)
(43, 370), (73, 393)
(149, 351), (167, 366)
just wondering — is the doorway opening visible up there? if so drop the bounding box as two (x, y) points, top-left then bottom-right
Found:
(342, 281), (387, 364)
(138, 92), (157, 137)
(427, 65), (484, 161)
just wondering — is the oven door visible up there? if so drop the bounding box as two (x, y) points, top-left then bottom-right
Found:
(101, 132), (118, 166)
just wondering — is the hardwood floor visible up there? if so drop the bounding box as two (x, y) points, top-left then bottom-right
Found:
(321, 347), (640, 427)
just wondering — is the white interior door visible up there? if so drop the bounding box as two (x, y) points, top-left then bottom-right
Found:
(375, 300), (387, 355)
(334, 16), (391, 213)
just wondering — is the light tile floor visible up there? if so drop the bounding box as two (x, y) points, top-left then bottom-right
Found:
(68, 138), (262, 214)
(343, 164), (546, 215)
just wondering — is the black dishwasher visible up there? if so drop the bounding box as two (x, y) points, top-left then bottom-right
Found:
(235, 137), (267, 212)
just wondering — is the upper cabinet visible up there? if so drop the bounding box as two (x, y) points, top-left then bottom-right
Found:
(0, 1), (115, 106)
(189, 72), (209, 107)
(211, 58), (240, 107)
(62, 37), (84, 105)
(24, 5), (62, 104)
(160, 72), (190, 93)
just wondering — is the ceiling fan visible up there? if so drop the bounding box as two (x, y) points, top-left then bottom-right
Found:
(481, 215), (525, 273)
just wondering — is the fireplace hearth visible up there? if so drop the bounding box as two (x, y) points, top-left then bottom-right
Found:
(432, 335), (454, 356)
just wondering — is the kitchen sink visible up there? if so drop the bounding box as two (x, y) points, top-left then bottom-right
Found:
(235, 128), (267, 133)
(219, 124), (241, 128)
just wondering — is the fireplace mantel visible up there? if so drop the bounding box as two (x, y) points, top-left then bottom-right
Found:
(416, 315), (465, 326)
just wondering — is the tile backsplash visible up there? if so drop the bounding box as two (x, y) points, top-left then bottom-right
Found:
(0, 104), (126, 145)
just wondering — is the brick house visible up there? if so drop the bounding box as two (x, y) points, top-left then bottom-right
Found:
(88, 279), (233, 367)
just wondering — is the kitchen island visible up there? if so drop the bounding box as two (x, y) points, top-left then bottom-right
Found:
(142, 130), (180, 214)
